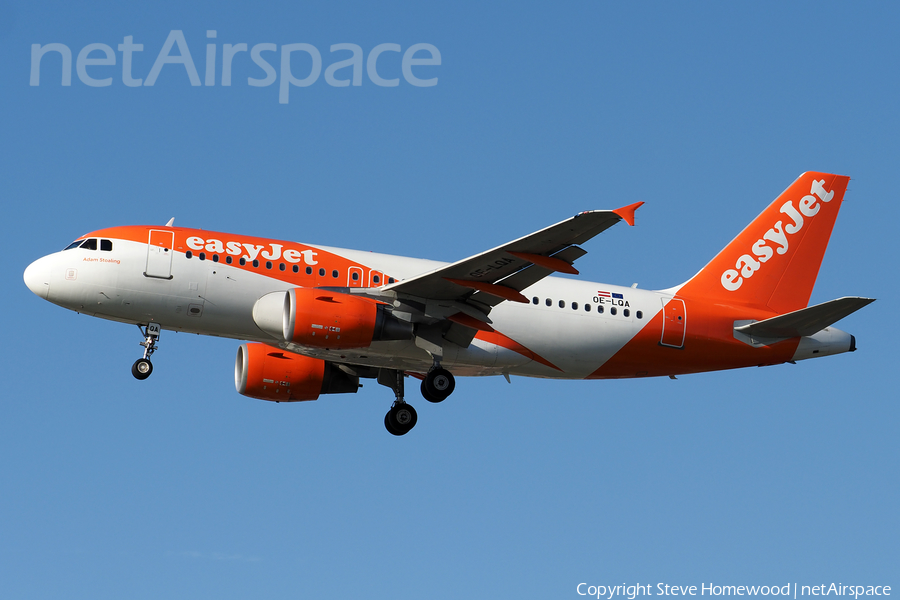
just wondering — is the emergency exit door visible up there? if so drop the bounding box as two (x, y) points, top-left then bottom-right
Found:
(348, 266), (364, 288)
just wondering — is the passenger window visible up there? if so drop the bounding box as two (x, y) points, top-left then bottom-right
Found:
(292, 265), (299, 273)
(545, 298), (552, 307)
(64, 240), (82, 250)
(279, 263), (286, 271)
(585, 304), (591, 312)
(319, 268), (325, 276)
(532, 297), (539, 305)
(100, 239), (113, 251)
(226, 256), (232, 264)
(252, 259), (259, 268)
(239, 257), (246, 266)
(186, 251), (193, 259)
(572, 302), (578, 310)
(265, 261), (272, 269)
(637, 311), (643, 319)
(332, 270), (338, 278)
(306, 267), (312, 275)
(559, 300), (565, 308)
(611, 307), (617, 316)
(199, 252), (206, 261)
(598, 306), (604, 314)
(624, 309), (630, 317)
(212, 254), (219, 263)
(80, 239), (97, 250)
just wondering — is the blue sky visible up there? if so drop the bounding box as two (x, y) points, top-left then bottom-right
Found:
(1, 2), (897, 598)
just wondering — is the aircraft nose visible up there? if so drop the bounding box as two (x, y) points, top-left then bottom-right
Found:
(24, 256), (51, 299)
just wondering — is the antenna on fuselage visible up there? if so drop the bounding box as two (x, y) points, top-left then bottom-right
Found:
(165, 218), (175, 227)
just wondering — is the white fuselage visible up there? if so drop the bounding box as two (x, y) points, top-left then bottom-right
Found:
(27, 237), (660, 379)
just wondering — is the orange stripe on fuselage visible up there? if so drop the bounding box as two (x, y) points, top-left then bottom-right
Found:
(82, 225), (396, 288)
(588, 299), (800, 379)
(475, 330), (563, 372)
(592, 173), (849, 379)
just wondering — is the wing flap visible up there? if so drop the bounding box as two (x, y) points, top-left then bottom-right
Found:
(470, 246), (588, 307)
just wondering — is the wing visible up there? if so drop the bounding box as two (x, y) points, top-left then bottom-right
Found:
(382, 203), (644, 310)
(340, 203), (644, 352)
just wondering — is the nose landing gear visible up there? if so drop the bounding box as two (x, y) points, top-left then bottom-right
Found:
(132, 323), (160, 380)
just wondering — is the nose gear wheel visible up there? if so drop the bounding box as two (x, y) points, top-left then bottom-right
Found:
(132, 358), (153, 380)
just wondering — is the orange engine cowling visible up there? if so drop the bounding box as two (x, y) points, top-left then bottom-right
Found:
(283, 287), (411, 350)
(234, 343), (359, 402)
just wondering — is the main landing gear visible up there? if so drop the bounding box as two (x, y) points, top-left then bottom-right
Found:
(132, 322), (160, 380)
(421, 367), (455, 403)
(385, 402), (418, 437)
(378, 364), (457, 436)
(380, 369), (417, 436)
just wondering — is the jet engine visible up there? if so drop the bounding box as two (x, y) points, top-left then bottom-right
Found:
(252, 287), (412, 350)
(235, 342), (359, 402)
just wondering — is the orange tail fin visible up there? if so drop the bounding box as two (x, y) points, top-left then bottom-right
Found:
(678, 172), (850, 313)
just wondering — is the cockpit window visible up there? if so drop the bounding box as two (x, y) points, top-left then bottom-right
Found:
(100, 239), (113, 251)
(64, 240), (83, 250)
(80, 239), (98, 250)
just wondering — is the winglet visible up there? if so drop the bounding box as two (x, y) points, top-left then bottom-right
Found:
(613, 202), (644, 227)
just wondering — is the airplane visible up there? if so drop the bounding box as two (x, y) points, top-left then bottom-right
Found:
(23, 172), (874, 435)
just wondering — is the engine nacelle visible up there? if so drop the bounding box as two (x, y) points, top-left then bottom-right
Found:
(286, 287), (379, 349)
(234, 343), (359, 402)
(252, 287), (412, 350)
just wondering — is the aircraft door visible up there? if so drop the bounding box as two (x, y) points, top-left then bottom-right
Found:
(660, 297), (686, 348)
(348, 266), (364, 288)
(145, 230), (174, 279)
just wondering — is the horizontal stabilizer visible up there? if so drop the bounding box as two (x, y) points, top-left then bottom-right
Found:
(734, 296), (875, 339)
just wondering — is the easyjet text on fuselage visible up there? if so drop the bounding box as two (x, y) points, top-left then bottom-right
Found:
(185, 236), (318, 265)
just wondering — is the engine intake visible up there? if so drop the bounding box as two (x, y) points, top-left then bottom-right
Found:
(235, 343), (359, 402)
